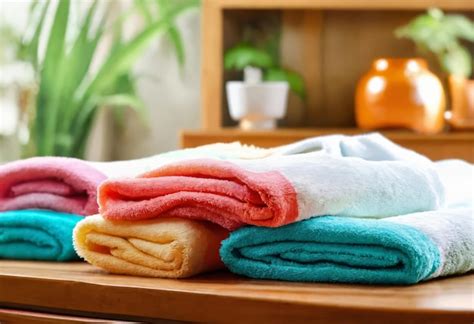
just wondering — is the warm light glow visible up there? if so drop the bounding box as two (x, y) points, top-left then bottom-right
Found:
(367, 77), (386, 94)
(406, 60), (420, 73)
(415, 75), (443, 119)
(375, 59), (388, 71)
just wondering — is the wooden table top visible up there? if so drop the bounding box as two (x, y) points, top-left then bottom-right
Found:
(0, 261), (473, 323)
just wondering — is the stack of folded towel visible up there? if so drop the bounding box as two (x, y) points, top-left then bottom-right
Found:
(73, 133), (473, 284)
(0, 143), (261, 264)
(220, 141), (473, 284)
(0, 157), (106, 260)
(0, 143), (260, 263)
(3, 133), (470, 285)
(73, 143), (267, 277)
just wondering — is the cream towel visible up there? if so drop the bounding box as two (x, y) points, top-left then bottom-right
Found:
(73, 215), (228, 278)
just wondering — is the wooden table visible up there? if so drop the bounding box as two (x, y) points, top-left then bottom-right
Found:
(0, 261), (472, 323)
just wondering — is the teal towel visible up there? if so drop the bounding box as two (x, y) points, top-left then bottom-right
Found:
(0, 210), (83, 261)
(220, 209), (473, 285)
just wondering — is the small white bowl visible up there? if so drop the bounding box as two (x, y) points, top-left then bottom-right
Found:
(226, 81), (289, 130)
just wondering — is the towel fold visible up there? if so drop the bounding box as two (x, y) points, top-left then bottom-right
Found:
(0, 209), (82, 261)
(0, 157), (106, 215)
(73, 215), (228, 278)
(98, 134), (444, 230)
(220, 208), (473, 284)
(0, 143), (264, 216)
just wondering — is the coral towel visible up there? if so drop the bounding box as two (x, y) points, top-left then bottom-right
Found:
(99, 134), (444, 230)
(0, 157), (106, 215)
(73, 215), (228, 278)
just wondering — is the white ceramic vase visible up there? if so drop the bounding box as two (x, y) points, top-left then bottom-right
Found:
(226, 80), (289, 130)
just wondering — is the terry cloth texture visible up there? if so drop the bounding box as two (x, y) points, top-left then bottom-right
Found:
(220, 208), (473, 285)
(74, 215), (228, 278)
(0, 209), (82, 261)
(98, 134), (444, 230)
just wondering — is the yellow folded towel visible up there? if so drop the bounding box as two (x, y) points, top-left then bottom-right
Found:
(73, 215), (228, 278)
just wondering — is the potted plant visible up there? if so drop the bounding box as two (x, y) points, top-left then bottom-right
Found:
(15, 0), (197, 158)
(396, 8), (474, 129)
(224, 43), (305, 130)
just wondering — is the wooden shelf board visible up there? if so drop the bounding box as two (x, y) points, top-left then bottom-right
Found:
(214, 0), (474, 10)
(181, 128), (474, 141)
(0, 261), (473, 323)
(180, 128), (474, 161)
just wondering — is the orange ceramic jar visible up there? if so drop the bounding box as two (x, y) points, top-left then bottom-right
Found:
(356, 58), (445, 133)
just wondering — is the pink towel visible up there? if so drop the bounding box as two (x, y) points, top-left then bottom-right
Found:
(99, 159), (298, 230)
(0, 157), (106, 215)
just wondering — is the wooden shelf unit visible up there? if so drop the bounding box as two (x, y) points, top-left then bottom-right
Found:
(201, 0), (474, 130)
(187, 0), (474, 158)
(0, 261), (473, 323)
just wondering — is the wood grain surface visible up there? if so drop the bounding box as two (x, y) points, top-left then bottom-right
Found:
(0, 261), (472, 323)
(201, 0), (224, 129)
(0, 308), (136, 324)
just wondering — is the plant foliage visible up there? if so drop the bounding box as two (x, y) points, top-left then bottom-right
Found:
(396, 8), (474, 78)
(224, 42), (306, 99)
(22, 0), (198, 157)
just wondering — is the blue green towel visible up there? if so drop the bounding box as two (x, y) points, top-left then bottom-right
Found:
(220, 209), (473, 285)
(0, 210), (83, 261)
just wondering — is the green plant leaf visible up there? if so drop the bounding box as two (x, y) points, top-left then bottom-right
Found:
(156, 0), (200, 68)
(395, 8), (474, 77)
(80, 18), (170, 98)
(441, 45), (472, 77)
(70, 99), (97, 158)
(69, 93), (148, 157)
(167, 26), (186, 68)
(264, 68), (306, 99)
(99, 94), (148, 126)
(22, 1), (50, 67)
(78, 0), (196, 96)
(68, 18), (169, 146)
(29, 0), (198, 157)
(35, 0), (70, 155)
(264, 31), (282, 67)
(135, 0), (154, 24)
(57, 1), (103, 132)
(102, 72), (143, 122)
(70, 1), (193, 157)
(443, 15), (474, 42)
(224, 44), (274, 70)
